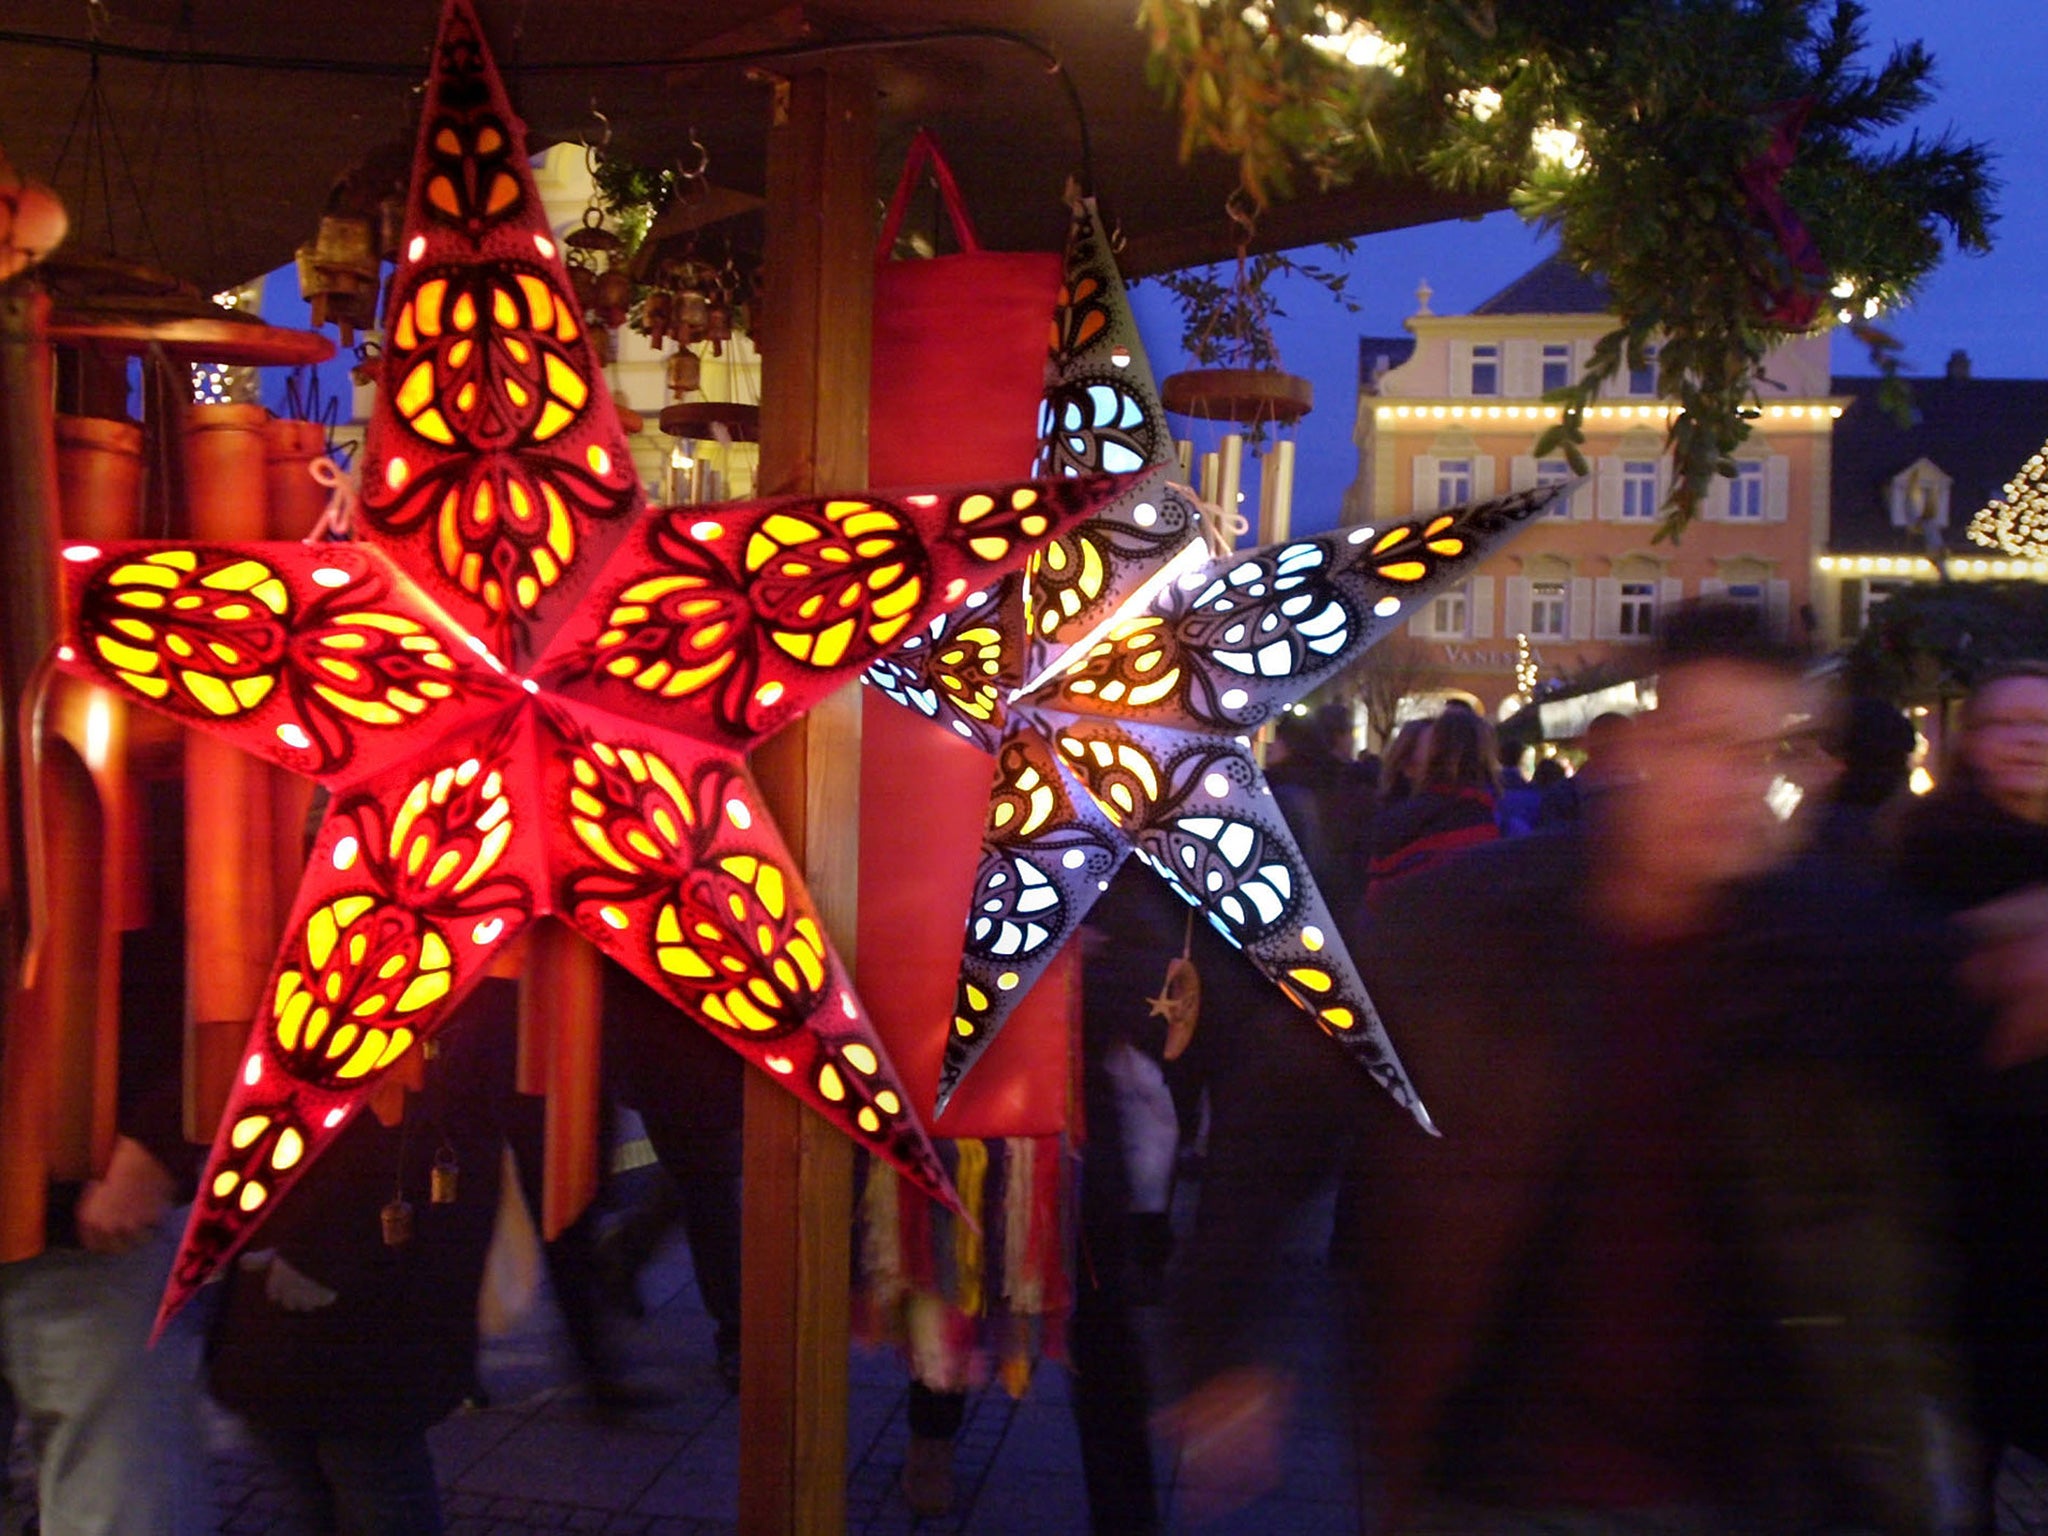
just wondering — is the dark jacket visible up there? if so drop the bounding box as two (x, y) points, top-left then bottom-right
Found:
(207, 979), (520, 1436)
(1362, 785), (1499, 906)
(1895, 785), (2048, 1460)
(1177, 832), (1981, 1533)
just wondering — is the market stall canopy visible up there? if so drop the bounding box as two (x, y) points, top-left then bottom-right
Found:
(0, 1), (1503, 296)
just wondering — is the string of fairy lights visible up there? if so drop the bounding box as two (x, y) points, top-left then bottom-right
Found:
(1968, 441), (2048, 558)
(191, 284), (259, 405)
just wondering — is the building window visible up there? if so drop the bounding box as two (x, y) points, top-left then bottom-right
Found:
(1621, 460), (1660, 520)
(1529, 580), (1568, 639)
(1857, 578), (1906, 635)
(1437, 458), (1473, 509)
(1426, 582), (1469, 638)
(1537, 458), (1575, 517)
(1470, 344), (1499, 396)
(1627, 344), (1658, 396)
(1619, 580), (1657, 637)
(1541, 343), (1572, 394)
(1725, 581), (1764, 611)
(1728, 461), (1765, 520)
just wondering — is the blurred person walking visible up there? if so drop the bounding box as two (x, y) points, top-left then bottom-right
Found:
(1166, 606), (1986, 1534)
(1897, 662), (2048, 1484)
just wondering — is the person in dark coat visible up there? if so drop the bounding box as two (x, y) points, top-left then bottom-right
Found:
(1362, 706), (1501, 905)
(1896, 662), (2048, 1481)
(1166, 605), (1989, 1534)
(208, 979), (523, 1536)
(1808, 695), (1918, 872)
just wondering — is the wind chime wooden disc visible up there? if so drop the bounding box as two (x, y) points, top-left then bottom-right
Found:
(1159, 366), (1314, 427)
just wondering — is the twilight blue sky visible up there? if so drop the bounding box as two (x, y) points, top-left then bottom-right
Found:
(1126, 0), (2048, 535)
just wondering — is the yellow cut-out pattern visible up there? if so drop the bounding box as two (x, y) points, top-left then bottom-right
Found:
(743, 501), (926, 668)
(89, 550), (289, 715)
(270, 893), (451, 1084)
(933, 622), (1007, 722)
(1028, 534), (1107, 637)
(567, 741), (697, 875)
(656, 854), (829, 1036)
(208, 1110), (310, 1216)
(1061, 615), (1184, 709)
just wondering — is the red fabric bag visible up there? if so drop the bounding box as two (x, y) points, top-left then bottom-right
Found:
(858, 130), (1070, 1138)
(868, 130), (1062, 487)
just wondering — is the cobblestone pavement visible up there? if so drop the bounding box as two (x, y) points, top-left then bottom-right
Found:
(12, 1217), (2048, 1532)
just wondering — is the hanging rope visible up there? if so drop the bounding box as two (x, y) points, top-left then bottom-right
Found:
(303, 455), (360, 543)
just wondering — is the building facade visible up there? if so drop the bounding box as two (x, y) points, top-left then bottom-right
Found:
(1351, 256), (1840, 721)
(1818, 358), (2048, 645)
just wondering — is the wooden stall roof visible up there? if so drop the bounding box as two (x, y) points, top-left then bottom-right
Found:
(0, 1), (1503, 295)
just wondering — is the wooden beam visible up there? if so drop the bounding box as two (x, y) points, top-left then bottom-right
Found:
(739, 57), (874, 1536)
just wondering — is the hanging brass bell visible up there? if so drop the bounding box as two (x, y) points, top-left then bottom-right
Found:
(642, 290), (673, 349)
(592, 267), (634, 330)
(430, 1147), (459, 1205)
(566, 259), (598, 312)
(704, 305), (732, 345)
(678, 289), (711, 334)
(668, 348), (702, 398)
(381, 1196), (414, 1247)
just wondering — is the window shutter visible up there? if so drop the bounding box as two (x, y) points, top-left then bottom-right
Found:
(1571, 476), (1594, 523)
(1660, 577), (1685, 613)
(1504, 576), (1531, 635)
(1510, 455), (1537, 492)
(1656, 459), (1674, 517)
(1594, 578), (1621, 640)
(1765, 455), (1791, 523)
(1569, 577), (1594, 640)
(1411, 454), (1438, 516)
(1704, 471), (1730, 522)
(1447, 339), (1472, 398)
(1766, 579), (1792, 638)
(1700, 578), (1728, 600)
(1595, 458), (1623, 521)
(1473, 456), (1497, 499)
(1503, 339), (1539, 397)
(1470, 576), (1495, 639)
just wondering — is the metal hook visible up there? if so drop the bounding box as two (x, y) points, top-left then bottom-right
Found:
(679, 127), (710, 184)
(583, 100), (612, 178)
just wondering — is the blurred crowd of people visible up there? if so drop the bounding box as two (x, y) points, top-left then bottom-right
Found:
(1159, 605), (2048, 1535)
(14, 599), (2048, 1536)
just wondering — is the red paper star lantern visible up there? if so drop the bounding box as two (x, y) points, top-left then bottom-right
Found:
(52, 0), (1130, 1321)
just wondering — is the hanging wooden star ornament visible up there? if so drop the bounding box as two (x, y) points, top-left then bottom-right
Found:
(52, 0), (1134, 1321)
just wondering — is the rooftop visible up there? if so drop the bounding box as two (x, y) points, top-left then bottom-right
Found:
(1470, 254), (1612, 317)
(1358, 334), (1418, 387)
(1829, 374), (2048, 553)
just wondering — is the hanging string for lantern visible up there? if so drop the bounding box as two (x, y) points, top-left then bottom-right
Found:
(303, 455), (360, 543)
(48, 21), (162, 265)
(1157, 193), (1315, 550)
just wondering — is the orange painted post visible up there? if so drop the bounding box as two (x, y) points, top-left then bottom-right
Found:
(263, 415), (329, 904)
(0, 283), (67, 1259)
(739, 58), (873, 1536)
(180, 403), (279, 1140)
(517, 917), (602, 1240)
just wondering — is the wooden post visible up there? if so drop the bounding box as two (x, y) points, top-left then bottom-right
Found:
(0, 283), (67, 1259)
(739, 58), (873, 1536)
